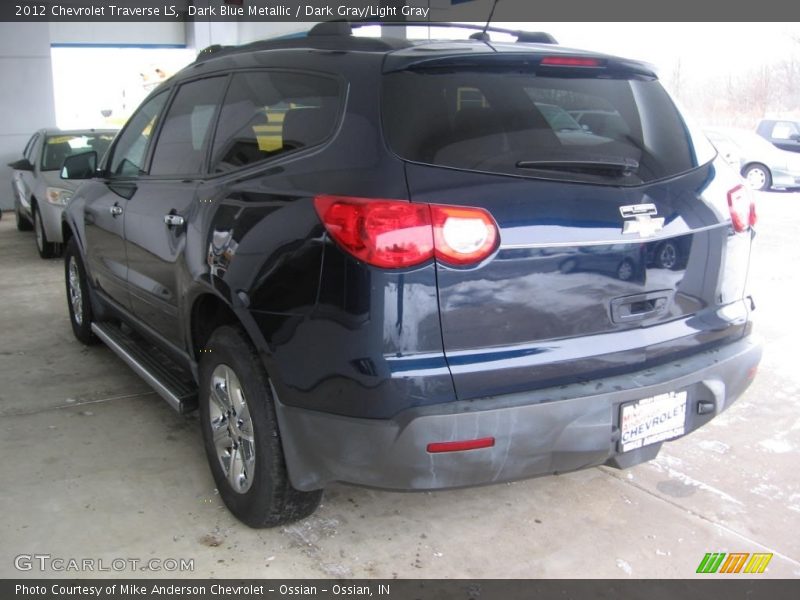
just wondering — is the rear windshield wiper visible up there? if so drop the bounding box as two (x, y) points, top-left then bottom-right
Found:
(516, 157), (639, 175)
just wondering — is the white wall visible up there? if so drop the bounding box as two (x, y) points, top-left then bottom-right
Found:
(49, 22), (186, 46)
(0, 23), (56, 211)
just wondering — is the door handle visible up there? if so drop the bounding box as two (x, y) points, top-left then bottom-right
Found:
(109, 204), (123, 217)
(164, 214), (185, 227)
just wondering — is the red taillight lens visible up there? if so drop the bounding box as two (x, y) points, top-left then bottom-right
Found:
(314, 195), (433, 268)
(727, 184), (756, 233)
(313, 196), (500, 269)
(540, 56), (603, 67)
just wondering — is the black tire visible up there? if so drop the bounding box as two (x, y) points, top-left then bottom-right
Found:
(743, 163), (772, 192)
(655, 241), (678, 270)
(199, 325), (322, 528)
(15, 202), (33, 231)
(33, 205), (59, 258)
(64, 237), (98, 345)
(617, 258), (635, 281)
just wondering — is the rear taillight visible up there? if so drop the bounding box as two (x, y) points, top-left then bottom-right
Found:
(430, 205), (499, 266)
(313, 195), (499, 269)
(727, 185), (757, 233)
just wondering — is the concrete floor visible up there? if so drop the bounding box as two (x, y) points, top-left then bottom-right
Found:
(0, 193), (798, 579)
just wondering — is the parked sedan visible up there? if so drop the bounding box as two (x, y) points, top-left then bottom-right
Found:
(705, 127), (800, 191)
(9, 129), (116, 257)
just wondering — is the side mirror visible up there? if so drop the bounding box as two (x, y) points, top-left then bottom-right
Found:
(61, 151), (97, 180)
(8, 157), (34, 171)
(791, 133), (800, 142)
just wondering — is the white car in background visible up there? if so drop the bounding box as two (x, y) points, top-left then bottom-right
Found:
(705, 127), (800, 192)
(9, 129), (116, 258)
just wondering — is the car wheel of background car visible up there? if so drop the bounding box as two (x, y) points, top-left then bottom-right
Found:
(743, 163), (772, 192)
(617, 258), (634, 281)
(15, 202), (32, 231)
(33, 205), (58, 258)
(656, 241), (678, 270)
(199, 325), (322, 528)
(64, 237), (98, 345)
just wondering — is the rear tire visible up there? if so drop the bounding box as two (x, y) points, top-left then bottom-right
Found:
(617, 258), (634, 281)
(743, 163), (772, 192)
(33, 205), (59, 258)
(64, 237), (98, 345)
(199, 325), (322, 528)
(655, 241), (678, 270)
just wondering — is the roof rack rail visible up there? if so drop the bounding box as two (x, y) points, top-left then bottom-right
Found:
(193, 21), (558, 64)
(344, 21), (558, 44)
(193, 26), (410, 63)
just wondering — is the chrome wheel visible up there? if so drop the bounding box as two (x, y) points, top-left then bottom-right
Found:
(657, 243), (677, 269)
(617, 259), (633, 281)
(745, 166), (768, 191)
(34, 210), (44, 252)
(68, 256), (83, 325)
(208, 364), (256, 494)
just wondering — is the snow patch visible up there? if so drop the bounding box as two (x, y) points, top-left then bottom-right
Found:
(616, 558), (633, 575)
(758, 438), (794, 453)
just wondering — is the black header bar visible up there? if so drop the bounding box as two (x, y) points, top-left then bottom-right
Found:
(2, 0), (800, 22)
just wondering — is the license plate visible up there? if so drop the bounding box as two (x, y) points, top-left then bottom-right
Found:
(619, 390), (688, 453)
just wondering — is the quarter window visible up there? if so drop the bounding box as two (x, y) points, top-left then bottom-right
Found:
(150, 77), (228, 177)
(210, 71), (341, 173)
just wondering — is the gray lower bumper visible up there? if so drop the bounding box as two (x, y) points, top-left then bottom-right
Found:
(771, 168), (800, 188)
(276, 336), (762, 492)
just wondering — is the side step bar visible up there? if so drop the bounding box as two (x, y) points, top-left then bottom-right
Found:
(91, 322), (198, 413)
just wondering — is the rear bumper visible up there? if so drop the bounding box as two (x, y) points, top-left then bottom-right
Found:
(771, 168), (800, 188)
(276, 336), (762, 491)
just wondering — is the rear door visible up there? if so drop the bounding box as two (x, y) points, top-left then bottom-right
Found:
(383, 54), (753, 400)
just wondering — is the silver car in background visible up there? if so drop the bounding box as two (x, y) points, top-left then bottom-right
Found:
(9, 129), (116, 258)
(705, 127), (800, 192)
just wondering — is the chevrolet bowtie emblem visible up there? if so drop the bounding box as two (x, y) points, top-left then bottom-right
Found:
(620, 203), (664, 238)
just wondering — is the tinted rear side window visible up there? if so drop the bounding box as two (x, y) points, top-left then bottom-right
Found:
(210, 71), (341, 174)
(150, 76), (227, 176)
(383, 69), (713, 186)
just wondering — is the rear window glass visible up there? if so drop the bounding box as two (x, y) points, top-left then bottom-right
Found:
(383, 69), (714, 186)
(210, 71), (342, 174)
(42, 133), (115, 171)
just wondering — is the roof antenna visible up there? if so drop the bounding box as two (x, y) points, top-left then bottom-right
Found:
(469, 0), (500, 42)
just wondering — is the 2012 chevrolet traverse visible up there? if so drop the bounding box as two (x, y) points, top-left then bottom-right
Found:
(60, 22), (762, 527)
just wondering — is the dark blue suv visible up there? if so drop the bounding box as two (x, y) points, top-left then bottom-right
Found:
(60, 23), (762, 527)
